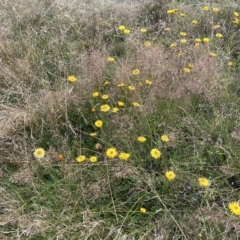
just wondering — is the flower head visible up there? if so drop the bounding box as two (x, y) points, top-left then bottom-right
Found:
(195, 38), (202, 43)
(58, 154), (63, 160)
(112, 107), (119, 113)
(180, 13), (185, 17)
(92, 91), (100, 97)
(140, 207), (147, 213)
(106, 147), (118, 159)
(170, 43), (177, 48)
(100, 104), (111, 112)
(89, 156), (98, 163)
(132, 102), (140, 107)
(234, 12), (239, 17)
(228, 61), (233, 66)
(124, 29), (130, 34)
(138, 136), (146, 143)
(95, 120), (103, 128)
(107, 57), (115, 62)
(191, 20), (198, 24)
(132, 69), (140, 75)
(119, 25), (125, 31)
(144, 41), (151, 47)
(180, 32), (187, 37)
(118, 101), (124, 107)
(228, 202), (240, 216)
(203, 38), (210, 43)
(165, 27), (171, 31)
(117, 83), (125, 87)
(101, 94), (109, 100)
(161, 135), (169, 142)
(216, 33), (223, 38)
(128, 85), (135, 91)
(76, 155), (86, 162)
(165, 170), (176, 181)
(145, 79), (153, 85)
(208, 52), (217, 57)
(119, 152), (130, 160)
(184, 67), (191, 73)
(89, 132), (97, 137)
(198, 177), (210, 187)
(180, 39), (187, 44)
(150, 148), (161, 159)
(33, 148), (46, 158)
(203, 6), (209, 11)
(140, 28), (147, 33)
(212, 7), (219, 13)
(68, 75), (77, 82)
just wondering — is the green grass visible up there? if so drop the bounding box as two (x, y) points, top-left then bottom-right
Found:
(1, 0), (240, 239)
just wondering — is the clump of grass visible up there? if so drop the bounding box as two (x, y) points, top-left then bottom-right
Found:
(1, 0), (240, 239)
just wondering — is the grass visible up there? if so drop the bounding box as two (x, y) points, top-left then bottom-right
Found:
(1, 0), (240, 239)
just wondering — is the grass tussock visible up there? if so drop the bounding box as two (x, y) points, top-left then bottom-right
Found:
(1, 0), (240, 239)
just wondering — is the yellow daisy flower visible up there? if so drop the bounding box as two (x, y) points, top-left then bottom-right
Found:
(119, 25), (125, 31)
(119, 152), (130, 160)
(95, 120), (103, 128)
(92, 91), (100, 97)
(100, 104), (111, 112)
(118, 101), (124, 107)
(68, 75), (77, 82)
(198, 177), (210, 187)
(228, 202), (240, 216)
(101, 94), (109, 100)
(161, 135), (169, 142)
(137, 136), (146, 143)
(150, 148), (161, 159)
(89, 156), (98, 163)
(132, 69), (140, 75)
(140, 28), (147, 33)
(33, 148), (46, 158)
(140, 207), (147, 213)
(165, 170), (176, 181)
(107, 57), (115, 62)
(76, 155), (86, 162)
(106, 147), (118, 159)
(144, 41), (151, 47)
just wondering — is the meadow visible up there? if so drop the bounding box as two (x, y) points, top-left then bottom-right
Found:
(0, 0), (240, 239)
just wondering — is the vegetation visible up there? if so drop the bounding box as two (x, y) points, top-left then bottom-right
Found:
(1, 0), (240, 239)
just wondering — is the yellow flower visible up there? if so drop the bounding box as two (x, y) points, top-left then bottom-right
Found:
(103, 81), (110, 86)
(117, 83), (125, 87)
(165, 170), (176, 181)
(140, 207), (147, 213)
(213, 25), (221, 29)
(118, 101), (124, 107)
(138, 136), (146, 143)
(150, 148), (161, 159)
(95, 120), (103, 128)
(188, 63), (194, 69)
(89, 156), (98, 163)
(198, 177), (210, 187)
(233, 18), (239, 24)
(140, 28), (147, 33)
(228, 202), (240, 216)
(33, 148), (46, 158)
(212, 7), (219, 13)
(128, 85), (135, 91)
(124, 29), (130, 34)
(76, 155), (86, 162)
(112, 107), (119, 113)
(119, 25), (125, 31)
(132, 102), (140, 107)
(106, 147), (118, 158)
(165, 27), (171, 31)
(119, 152), (130, 160)
(215, 33), (223, 38)
(195, 43), (200, 47)
(68, 75), (77, 82)
(208, 52), (217, 57)
(180, 32), (187, 37)
(145, 79), (153, 85)
(92, 91), (100, 97)
(180, 13), (186, 17)
(107, 57), (115, 62)
(203, 6), (209, 11)
(101, 94), (109, 100)
(161, 135), (169, 142)
(167, 9), (178, 14)
(195, 38), (202, 43)
(191, 20), (198, 24)
(228, 61), (233, 66)
(170, 43), (177, 48)
(132, 69), (140, 75)
(184, 67), (191, 73)
(100, 104), (111, 112)
(89, 132), (97, 137)
(234, 12), (239, 17)
(144, 41), (151, 47)
(180, 39), (187, 44)
(203, 38), (210, 43)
